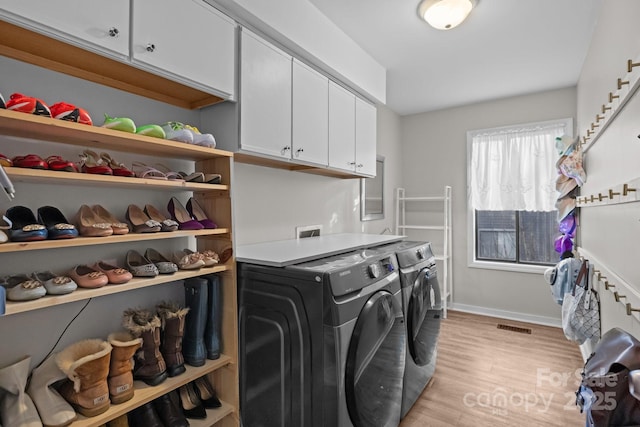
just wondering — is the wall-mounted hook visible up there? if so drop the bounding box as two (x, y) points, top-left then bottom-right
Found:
(590, 195), (596, 203)
(618, 78), (630, 89)
(623, 184), (637, 196)
(628, 59), (640, 72)
(591, 122), (599, 130)
(587, 129), (594, 136)
(597, 272), (606, 281)
(610, 92), (620, 102)
(597, 193), (608, 201)
(609, 189), (621, 199)
(583, 136), (590, 144)
(614, 291), (626, 302)
(627, 303), (640, 316)
(602, 104), (612, 113)
(595, 114), (605, 122)
(604, 281), (615, 291)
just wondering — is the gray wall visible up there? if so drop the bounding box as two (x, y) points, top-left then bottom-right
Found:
(0, 57), (200, 368)
(233, 103), (402, 245)
(400, 87), (577, 324)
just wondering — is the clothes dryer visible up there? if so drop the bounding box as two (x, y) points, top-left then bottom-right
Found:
(371, 241), (442, 418)
(239, 249), (406, 427)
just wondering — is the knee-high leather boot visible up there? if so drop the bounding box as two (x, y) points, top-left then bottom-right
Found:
(204, 274), (222, 360)
(183, 277), (208, 367)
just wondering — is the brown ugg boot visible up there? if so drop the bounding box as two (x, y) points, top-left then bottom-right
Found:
(122, 308), (168, 386)
(157, 301), (189, 377)
(107, 331), (142, 404)
(56, 339), (112, 417)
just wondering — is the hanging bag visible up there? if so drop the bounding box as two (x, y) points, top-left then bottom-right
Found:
(561, 259), (601, 344)
(577, 328), (640, 426)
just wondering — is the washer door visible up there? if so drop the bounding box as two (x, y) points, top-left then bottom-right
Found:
(345, 290), (406, 427)
(407, 267), (442, 366)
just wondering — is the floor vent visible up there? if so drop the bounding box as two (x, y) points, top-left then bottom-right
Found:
(497, 324), (532, 334)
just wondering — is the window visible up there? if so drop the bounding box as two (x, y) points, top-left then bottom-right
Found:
(467, 119), (572, 270)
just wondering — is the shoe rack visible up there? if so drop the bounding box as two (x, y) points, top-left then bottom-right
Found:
(0, 108), (239, 427)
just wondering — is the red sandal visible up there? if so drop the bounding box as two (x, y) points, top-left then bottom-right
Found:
(12, 154), (48, 169)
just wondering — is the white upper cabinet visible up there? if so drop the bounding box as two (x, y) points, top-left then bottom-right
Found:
(240, 29), (292, 158)
(328, 81), (356, 172)
(355, 97), (377, 177)
(0, 0), (130, 58)
(131, 0), (236, 98)
(292, 59), (329, 166)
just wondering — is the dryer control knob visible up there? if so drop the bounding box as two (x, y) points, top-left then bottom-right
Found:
(417, 248), (425, 259)
(368, 263), (381, 279)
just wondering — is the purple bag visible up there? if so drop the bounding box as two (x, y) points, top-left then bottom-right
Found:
(555, 234), (573, 253)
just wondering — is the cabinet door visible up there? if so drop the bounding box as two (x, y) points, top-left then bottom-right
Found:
(355, 98), (377, 177)
(292, 59), (329, 166)
(0, 0), (129, 58)
(328, 82), (356, 172)
(131, 0), (235, 98)
(240, 30), (292, 159)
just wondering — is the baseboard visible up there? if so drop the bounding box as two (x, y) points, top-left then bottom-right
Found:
(449, 303), (562, 328)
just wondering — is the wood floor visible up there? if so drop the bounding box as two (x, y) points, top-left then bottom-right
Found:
(399, 311), (586, 427)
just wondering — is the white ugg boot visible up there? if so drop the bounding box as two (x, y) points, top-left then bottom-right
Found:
(27, 354), (77, 427)
(0, 356), (42, 427)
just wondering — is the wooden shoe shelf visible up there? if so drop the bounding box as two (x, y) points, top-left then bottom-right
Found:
(0, 109), (239, 427)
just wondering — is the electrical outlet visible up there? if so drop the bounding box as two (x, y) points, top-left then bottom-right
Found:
(296, 224), (323, 239)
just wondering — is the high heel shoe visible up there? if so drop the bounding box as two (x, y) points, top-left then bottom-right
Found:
(76, 205), (113, 237)
(186, 198), (217, 229)
(167, 197), (203, 230)
(78, 149), (112, 175)
(193, 377), (221, 409)
(144, 204), (178, 232)
(178, 382), (207, 419)
(126, 205), (161, 233)
(100, 152), (135, 177)
(92, 205), (129, 235)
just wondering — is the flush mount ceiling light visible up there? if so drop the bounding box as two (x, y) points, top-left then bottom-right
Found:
(417, 0), (477, 30)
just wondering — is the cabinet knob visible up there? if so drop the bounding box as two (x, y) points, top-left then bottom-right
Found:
(295, 148), (304, 157)
(146, 43), (156, 53)
(108, 27), (120, 38)
(348, 161), (356, 166)
(357, 164), (364, 168)
(281, 146), (291, 155)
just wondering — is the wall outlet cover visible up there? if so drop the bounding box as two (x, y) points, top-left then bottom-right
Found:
(296, 224), (323, 239)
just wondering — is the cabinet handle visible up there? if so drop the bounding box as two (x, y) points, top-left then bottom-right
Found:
(146, 43), (156, 53)
(348, 161), (356, 166)
(357, 164), (363, 169)
(281, 146), (291, 155)
(295, 148), (304, 157)
(108, 27), (119, 38)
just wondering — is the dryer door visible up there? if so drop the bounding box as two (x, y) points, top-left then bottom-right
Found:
(345, 290), (406, 427)
(407, 266), (442, 366)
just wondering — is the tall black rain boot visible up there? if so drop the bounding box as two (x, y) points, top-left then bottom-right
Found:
(183, 277), (208, 367)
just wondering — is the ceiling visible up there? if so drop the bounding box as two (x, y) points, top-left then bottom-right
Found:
(308, 0), (602, 116)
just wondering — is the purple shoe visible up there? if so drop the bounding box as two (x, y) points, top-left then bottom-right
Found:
(186, 198), (217, 229)
(167, 197), (204, 230)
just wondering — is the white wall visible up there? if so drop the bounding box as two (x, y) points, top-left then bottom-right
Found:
(576, 0), (640, 336)
(401, 87), (577, 324)
(233, 103), (402, 245)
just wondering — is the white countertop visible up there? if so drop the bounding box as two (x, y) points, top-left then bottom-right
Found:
(236, 233), (405, 267)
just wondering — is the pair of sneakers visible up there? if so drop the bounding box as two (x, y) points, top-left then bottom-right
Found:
(161, 122), (216, 148)
(3, 92), (93, 125)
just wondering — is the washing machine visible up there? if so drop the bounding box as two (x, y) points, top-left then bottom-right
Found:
(239, 248), (407, 427)
(371, 240), (442, 418)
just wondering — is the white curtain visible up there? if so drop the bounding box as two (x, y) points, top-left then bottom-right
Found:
(470, 122), (565, 212)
